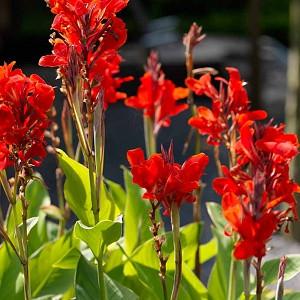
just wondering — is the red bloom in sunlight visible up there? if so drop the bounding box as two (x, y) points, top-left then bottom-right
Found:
(0, 62), (55, 170)
(127, 145), (208, 215)
(188, 102), (225, 145)
(125, 52), (188, 134)
(213, 121), (299, 260)
(186, 68), (267, 145)
(39, 0), (130, 109)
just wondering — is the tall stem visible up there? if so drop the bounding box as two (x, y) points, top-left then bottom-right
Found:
(170, 203), (182, 300)
(227, 252), (237, 300)
(97, 245), (107, 300)
(214, 145), (223, 177)
(256, 257), (263, 300)
(149, 202), (168, 300)
(143, 115), (156, 157)
(244, 259), (251, 300)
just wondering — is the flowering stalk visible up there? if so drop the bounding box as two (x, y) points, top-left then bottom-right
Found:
(149, 201), (168, 300)
(275, 256), (287, 300)
(144, 115), (156, 157)
(255, 257), (263, 300)
(170, 203), (182, 300)
(96, 244), (107, 300)
(11, 172), (31, 300)
(243, 259), (251, 300)
(183, 23), (206, 278)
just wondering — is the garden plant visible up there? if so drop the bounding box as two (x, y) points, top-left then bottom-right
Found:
(0, 1), (300, 299)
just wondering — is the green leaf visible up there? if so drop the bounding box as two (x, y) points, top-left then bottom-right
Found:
(53, 248), (81, 269)
(75, 255), (139, 300)
(57, 149), (120, 224)
(281, 293), (300, 300)
(207, 227), (243, 300)
(128, 222), (201, 271)
(30, 231), (78, 298)
(25, 176), (51, 253)
(200, 238), (217, 264)
(122, 223), (207, 299)
(123, 168), (152, 255)
(104, 179), (126, 212)
(57, 149), (94, 226)
(262, 254), (300, 286)
(74, 220), (122, 258)
(0, 243), (23, 300)
(26, 175), (51, 218)
(206, 202), (227, 230)
(18, 216), (39, 235)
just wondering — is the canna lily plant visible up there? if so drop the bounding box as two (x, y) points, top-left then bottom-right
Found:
(0, 1), (300, 300)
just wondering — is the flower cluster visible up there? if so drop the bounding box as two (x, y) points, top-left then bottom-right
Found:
(0, 62), (55, 170)
(125, 51), (189, 134)
(186, 68), (266, 145)
(39, 0), (131, 109)
(213, 121), (299, 259)
(127, 144), (209, 215)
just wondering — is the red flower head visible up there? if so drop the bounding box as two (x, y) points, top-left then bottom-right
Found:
(0, 62), (55, 170)
(127, 144), (208, 215)
(125, 51), (188, 134)
(39, 0), (131, 109)
(186, 68), (267, 145)
(213, 120), (299, 260)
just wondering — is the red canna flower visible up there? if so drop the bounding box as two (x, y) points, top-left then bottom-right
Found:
(0, 62), (55, 170)
(213, 121), (299, 260)
(125, 52), (188, 134)
(186, 68), (267, 145)
(39, 0), (131, 109)
(127, 144), (208, 215)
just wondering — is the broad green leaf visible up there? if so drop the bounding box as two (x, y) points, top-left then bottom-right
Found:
(75, 255), (139, 300)
(123, 168), (152, 255)
(30, 231), (77, 297)
(281, 293), (300, 300)
(57, 149), (119, 224)
(128, 222), (201, 271)
(262, 254), (300, 286)
(123, 223), (207, 299)
(0, 243), (23, 300)
(53, 248), (81, 269)
(74, 220), (122, 258)
(57, 149), (94, 226)
(207, 227), (243, 300)
(26, 175), (51, 218)
(206, 202), (227, 230)
(25, 176), (51, 253)
(200, 238), (217, 263)
(104, 179), (126, 212)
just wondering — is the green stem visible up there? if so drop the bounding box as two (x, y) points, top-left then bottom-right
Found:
(143, 115), (156, 157)
(170, 203), (182, 300)
(21, 196), (31, 300)
(97, 245), (107, 300)
(244, 259), (251, 300)
(227, 252), (237, 300)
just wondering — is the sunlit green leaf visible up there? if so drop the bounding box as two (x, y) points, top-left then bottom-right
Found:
(74, 220), (122, 258)
(123, 168), (152, 255)
(30, 231), (77, 298)
(75, 255), (139, 300)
